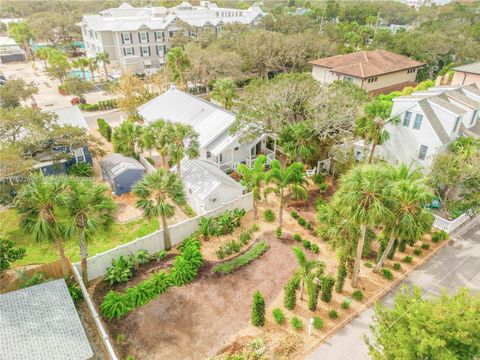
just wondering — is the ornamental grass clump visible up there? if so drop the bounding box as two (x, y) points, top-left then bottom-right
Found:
(284, 277), (298, 310)
(291, 316), (303, 331)
(313, 316), (324, 330)
(403, 256), (413, 264)
(213, 241), (269, 274)
(321, 275), (335, 303)
(352, 290), (363, 301)
(382, 268), (393, 280)
(272, 308), (285, 325)
(251, 290), (265, 327)
(264, 209), (275, 222)
(336, 263), (347, 293)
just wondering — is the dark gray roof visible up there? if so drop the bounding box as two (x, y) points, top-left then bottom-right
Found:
(0, 279), (93, 360)
(418, 99), (451, 145)
(100, 153), (145, 177)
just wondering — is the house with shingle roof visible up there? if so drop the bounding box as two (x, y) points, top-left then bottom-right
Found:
(375, 84), (480, 168)
(309, 50), (424, 95)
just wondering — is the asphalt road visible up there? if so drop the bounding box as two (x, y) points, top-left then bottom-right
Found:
(306, 218), (480, 360)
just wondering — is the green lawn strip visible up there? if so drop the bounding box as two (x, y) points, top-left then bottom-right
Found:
(212, 241), (270, 274)
(0, 209), (158, 266)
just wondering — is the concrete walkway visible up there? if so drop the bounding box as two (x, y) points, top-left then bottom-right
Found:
(306, 218), (480, 360)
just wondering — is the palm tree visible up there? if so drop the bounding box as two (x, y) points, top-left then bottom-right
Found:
(72, 58), (90, 82)
(86, 58), (98, 83)
(15, 174), (69, 275)
(35, 47), (52, 68)
(211, 78), (238, 110)
(145, 119), (170, 169)
(279, 122), (318, 163)
(132, 169), (186, 251)
(334, 164), (395, 287)
(266, 160), (308, 227)
(237, 155), (267, 220)
(292, 246), (323, 301)
(95, 51), (110, 82)
(62, 178), (116, 286)
(112, 120), (144, 158)
(373, 164), (434, 272)
(355, 99), (396, 164)
(167, 123), (200, 178)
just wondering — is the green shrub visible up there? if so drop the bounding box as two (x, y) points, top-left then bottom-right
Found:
(413, 248), (422, 256)
(305, 222), (312, 230)
(276, 226), (282, 239)
(105, 255), (133, 286)
(213, 241), (269, 274)
(250, 224), (259, 232)
(421, 243), (430, 250)
(291, 316), (303, 331)
(364, 261), (373, 268)
(431, 230), (448, 243)
(302, 239), (311, 249)
(97, 118), (112, 141)
(307, 280), (320, 311)
(17, 271), (48, 288)
(272, 308), (285, 325)
(154, 250), (167, 262)
(382, 268), (393, 280)
(239, 229), (252, 245)
(387, 240), (398, 260)
(403, 255), (413, 264)
(170, 256), (198, 286)
(67, 162), (93, 177)
(68, 283), (83, 304)
(341, 300), (350, 309)
(126, 281), (156, 307)
(215, 248), (226, 260)
(335, 263), (347, 293)
(263, 209), (275, 222)
(131, 249), (149, 268)
(1, 239), (26, 273)
(352, 290), (363, 301)
(297, 217), (306, 226)
(393, 262), (401, 270)
(321, 275), (335, 303)
(251, 290), (265, 327)
(313, 316), (324, 330)
(310, 243), (319, 254)
(290, 210), (299, 219)
(312, 173), (324, 186)
(284, 276), (298, 310)
(293, 233), (302, 242)
(328, 310), (338, 319)
(100, 291), (131, 320)
(149, 271), (171, 294)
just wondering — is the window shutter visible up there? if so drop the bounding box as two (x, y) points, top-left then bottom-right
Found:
(148, 46), (151, 56)
(121, 33), (124, 44)
(130, 33), (132, 43)
(138, 33), (141, 43)
(146, 32), (149, 42)
(123, 48), (126, 56)
(156, 45), (159, 55)
(140, 46), (143, 57)
(132, 47), (135, 55)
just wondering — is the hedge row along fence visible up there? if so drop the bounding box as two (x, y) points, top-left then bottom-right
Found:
(79, 99), (118, 112)
(100, 236), (202, 320)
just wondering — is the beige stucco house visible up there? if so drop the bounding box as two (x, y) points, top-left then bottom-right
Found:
(451, 62), (480, 88)
(309, 50), (424, 95)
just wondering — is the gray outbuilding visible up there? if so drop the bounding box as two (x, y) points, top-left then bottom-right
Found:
(100, 153), (145, 195)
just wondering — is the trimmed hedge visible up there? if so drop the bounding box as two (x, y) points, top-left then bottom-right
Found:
(79, 98), (118, 111)
(251, 290), (265, 327)
(97, 118), (112, 141)
(213, 241), (269, 274)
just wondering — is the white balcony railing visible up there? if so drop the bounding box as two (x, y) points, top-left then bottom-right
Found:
(432, 213), (471, 234)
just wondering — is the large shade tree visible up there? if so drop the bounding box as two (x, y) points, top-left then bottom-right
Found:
(132, 169), (186, 251)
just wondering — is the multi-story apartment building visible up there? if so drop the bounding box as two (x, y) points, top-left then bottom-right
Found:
(81, 1), (263, 74)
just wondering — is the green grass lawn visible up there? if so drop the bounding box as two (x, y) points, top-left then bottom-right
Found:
(0, 209), (158, 266)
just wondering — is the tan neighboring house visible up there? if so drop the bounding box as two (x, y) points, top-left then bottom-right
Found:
(309, 50), (425, 95)
(451, 62), (480, 88)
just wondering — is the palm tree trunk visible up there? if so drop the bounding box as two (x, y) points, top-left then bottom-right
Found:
(300, 277), (304, 301)
(55, 236), (69, 276)
(176, 161), (181, 179)
(368, 138), (378, 164)
(352, 224), (367, 287)
(81, 69), (86, 82)
(91, 69), (95, 83)
(103, 64), (108, 82)
(253, 199), (258, 220)
(160, 214), (172, 251)
(161, 153), (168, 169)
(279, 190), (284, 227)
(373, 233), (395, 273)
(79, 229), (89, 287)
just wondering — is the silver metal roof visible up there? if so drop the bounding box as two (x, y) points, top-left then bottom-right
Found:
(0, 279), (93, 360)
(100, 153), (145, 177)
(452, 62), (480, 75)
(52, 106), (89, 130)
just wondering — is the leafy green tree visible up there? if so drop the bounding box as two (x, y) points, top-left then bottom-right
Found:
(0, 107), (54, 143)
(211, 78), (238, 110)
(0, 78), (38, 108)
(237, 155), (267, 220)
(0, 239), (26, 275)
(46, 50), (70, 84)
(292, 246), (323, 301)
(367, 286), (480, 359)
(112, 120), (144, 158)
(132, 169), (186, 251)
(35, 47), (53, 67)
(266, 160), (307, 227)
(62, 77), (93, 98)
(166, 47), (190, 89)
(167, 123), (200, 178)
(251, 290), (266, 327)
(8, 21), (34, 62)
(110, 73), (148, 118)
(62, 178), (116, 286)
(95, 51), (110, 82)
(15, 174), (69, 275)
(334, 164), (394, 287)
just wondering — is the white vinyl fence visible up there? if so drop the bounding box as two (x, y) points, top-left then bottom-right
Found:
(74, 192), (253, 281)
(432, 213), (471, 234)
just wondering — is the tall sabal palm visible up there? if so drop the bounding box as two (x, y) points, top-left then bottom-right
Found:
(95, 51), (110, 82)
(292, 246), (323, 301)
(62, 178), (116, 286)
(145, 119), (170, 168)
(334, 164), (395, 287)
(266, 160), (308, 227)
(86, 58), (98, 83)
(167, 123), (200, 177)
(279, 122), (318, 163)
(373, 164), (434, 272)
(72, 57), (90, 82)
(355, 99), (396, 164)
(15, 174), (69, 275)
(211, 78), (238, 110)
(112, 120), (144, 158)
(132, 169), (186, 251)
(237, 155), (267, 220)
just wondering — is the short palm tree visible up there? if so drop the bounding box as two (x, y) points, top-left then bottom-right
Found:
(72, 57), (90, 82)
(95, 51), (110, 82)
(86, 58), (98, 83)
(292, 246), (323, 301)
(211, 78), (238, 110)
(334, 164), (395, 287)
(167, 123), (200, 177)
(112, 120), (144, 158)
(15, 174), (69, 275)
(266, 160), (308, 227)
(373, 164), (434, 272)
(62, 178), (116, 286)
(145, 119), (170, 168)
(237, 155), (267, 220)
(132, 169), (186, 251)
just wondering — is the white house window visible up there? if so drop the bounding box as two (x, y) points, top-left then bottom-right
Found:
(124, 46), (133, 56)
(452, 116), (461, 133)
(206, 151), (211, 158)
(122, 32), (132, 44)
(139, 31), (148, 43)
(156, 45), (165, 55)
(413, 114), (423, 130)
(73, 148), (86, 163)
(169, 31), (175, 38)
(155, 31), (164, 41)
(403, 111), (412, 127)
(418, 145), (428, 160)
(141, 45), (150, 57)
(343, 76), (354, 82)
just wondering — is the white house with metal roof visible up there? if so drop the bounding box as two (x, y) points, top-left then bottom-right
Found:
(80, 1), (263, 74)
(137, 87), (276, 172)
(175, 158), (244, 214)
(375, 84), (480, 168)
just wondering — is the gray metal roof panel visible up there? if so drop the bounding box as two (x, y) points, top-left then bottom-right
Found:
(418, 99), (451, 145)
(428, 96), (467, 116)
(452, 62), (480, 75)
